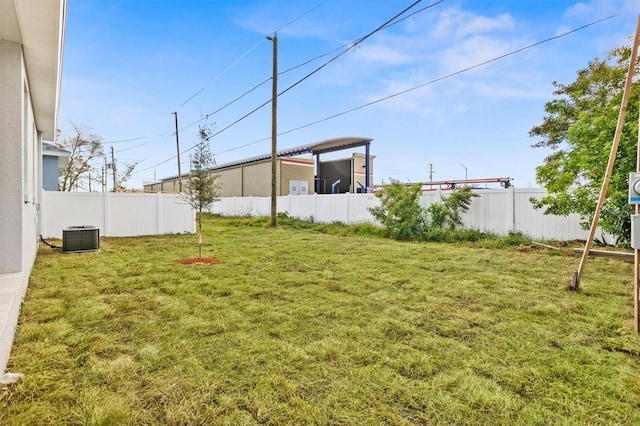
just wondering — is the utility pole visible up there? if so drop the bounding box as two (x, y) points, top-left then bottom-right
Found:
(428, 163), (435, 182)
(267, 33), (278, 227)
(104, 157), (108, 192)
(111, 146), (117, 192)
(172, 112), (183, 193)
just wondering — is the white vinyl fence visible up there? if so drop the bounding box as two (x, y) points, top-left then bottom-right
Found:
(209, 187), (607, 241)
(40, 188), (605, 241)
(41, 191), (195, 239)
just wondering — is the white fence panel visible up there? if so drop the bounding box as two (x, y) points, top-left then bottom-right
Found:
(41, 192), (194, 238)
(208, 188), (608, 241)
(463, 189), (515, 235)
(41, 192), (105, 237)
(210, 196), (270, 217)
(286, 195), (318, 221)
(108, 193), (158, 237)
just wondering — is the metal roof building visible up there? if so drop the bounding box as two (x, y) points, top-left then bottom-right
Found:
(144, 137), (374, 196)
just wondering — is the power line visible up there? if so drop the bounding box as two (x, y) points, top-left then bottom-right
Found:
(177, 1), (328, 109)
(173, 0), (434, 137)
(134, 0), (428, 177)
(211, 14), (617, 156)
(137, 8), (615, 177)
(278, 0), (443, 78)
(175, 0), (427, 141)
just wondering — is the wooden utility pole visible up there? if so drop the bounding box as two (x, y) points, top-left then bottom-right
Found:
(111, 146), (117, 192)
(267, 33), (278, 227)
(173, 112), (183, 193)
(571, 15), (640, 292)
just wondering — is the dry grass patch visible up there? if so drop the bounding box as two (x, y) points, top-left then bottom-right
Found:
(1, 215), (639, 425)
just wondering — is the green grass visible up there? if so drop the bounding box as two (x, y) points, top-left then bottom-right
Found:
(1, 214), (639, 425)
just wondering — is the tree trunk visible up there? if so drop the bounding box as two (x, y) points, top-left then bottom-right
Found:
(198, 208), (202, 258)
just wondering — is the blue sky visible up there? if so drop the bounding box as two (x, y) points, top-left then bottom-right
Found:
(57, 0), (638, 189)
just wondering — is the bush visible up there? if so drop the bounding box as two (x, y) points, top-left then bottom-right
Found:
(368, 180), (428, 240)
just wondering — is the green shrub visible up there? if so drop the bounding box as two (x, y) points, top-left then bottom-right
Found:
(368, 180), (428, 240)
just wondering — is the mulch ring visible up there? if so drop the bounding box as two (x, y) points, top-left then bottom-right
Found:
(179, 257), (220, 265)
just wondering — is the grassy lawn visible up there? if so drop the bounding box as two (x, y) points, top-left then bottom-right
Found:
(1, 215), (640, 425)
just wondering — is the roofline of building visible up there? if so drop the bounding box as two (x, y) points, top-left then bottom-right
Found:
(157, 136), (373, 183)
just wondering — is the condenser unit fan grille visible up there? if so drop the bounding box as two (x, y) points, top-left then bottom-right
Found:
(62, 226), (100, 253)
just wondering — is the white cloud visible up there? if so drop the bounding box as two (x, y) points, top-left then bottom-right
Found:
(564, 0), (637, 20)
(433, 9), (515, 39)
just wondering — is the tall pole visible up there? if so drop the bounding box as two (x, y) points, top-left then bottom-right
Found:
(111, 146), (117, 192)
(572, 15), (640, 290)
(104, 157), (108, 192)
(460, 163), (467, 180)
(268, 33), (278, 227)
(172, 112), (183, 193)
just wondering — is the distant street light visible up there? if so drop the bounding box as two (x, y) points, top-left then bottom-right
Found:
(460, 163), (467, 180)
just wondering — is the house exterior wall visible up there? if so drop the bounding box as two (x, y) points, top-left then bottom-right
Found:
(1, 0), (66, 377)
(43, 155), (59, 190)
(0, 39), (40, 274)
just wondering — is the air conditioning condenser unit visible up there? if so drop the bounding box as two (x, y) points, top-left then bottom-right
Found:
(62, 225), (100, 253)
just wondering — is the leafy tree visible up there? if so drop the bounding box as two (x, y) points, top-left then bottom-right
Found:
(529, 45), (639, 245)
(181, 125), (221, 258)
(56, 122), (104, 191)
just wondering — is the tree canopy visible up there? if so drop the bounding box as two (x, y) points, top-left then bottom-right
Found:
(530, 45), (640, 245)
(56, 122), (103, 191)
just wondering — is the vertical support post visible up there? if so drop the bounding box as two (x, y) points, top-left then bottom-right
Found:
(268, 33), (278, 227)
(316, 152), (321, 194)
(172, 112), (182, 193)
(572, 15), (640, 290)
(111, 146), (117, 192)
(365, 142), (370, 192)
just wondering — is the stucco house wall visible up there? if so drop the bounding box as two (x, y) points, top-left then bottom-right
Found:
(0, 0), (66, 378)
(42, 142), (70, 191)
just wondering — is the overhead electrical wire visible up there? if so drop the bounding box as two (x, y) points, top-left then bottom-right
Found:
(212, 13), (618, 157)
(174, 0), (427, 143)
(177, 0), (328, 109)
(136, 0), (429, 173)
(137, 5), (615, 177)
(179, 0), (443, 133)
(133, 0), (441, 167)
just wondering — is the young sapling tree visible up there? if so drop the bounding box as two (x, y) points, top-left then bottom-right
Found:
(181, 124), (221, 258)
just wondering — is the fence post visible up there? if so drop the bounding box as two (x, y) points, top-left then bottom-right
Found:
(103, 191), (109, 236)
(346, 192), (350, 224)
(156, 192), (163, 235)
(510, 186), (516, 233)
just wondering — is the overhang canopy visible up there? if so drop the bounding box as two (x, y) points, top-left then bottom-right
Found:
(1, 0), (66, 140)
(210, 136), (373, 172)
